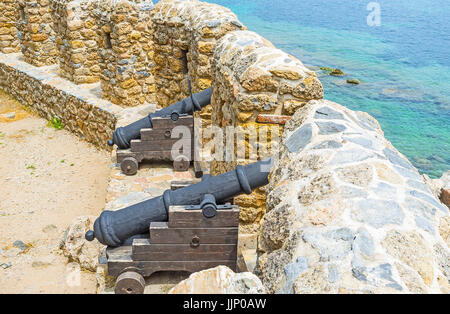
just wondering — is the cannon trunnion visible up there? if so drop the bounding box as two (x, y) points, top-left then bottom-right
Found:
(106, 182), (239, 294)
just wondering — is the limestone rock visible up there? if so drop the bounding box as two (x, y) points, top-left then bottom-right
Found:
(168, 266), (266, 294)
(422, 173), (443, 200)
(60, 216), (103, 272)
(382, 230), (434, 286)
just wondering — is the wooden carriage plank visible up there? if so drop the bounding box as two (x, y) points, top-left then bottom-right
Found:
(132, 246), (237, 262)
(132, 242), (236, 254)
(151, 116), (194, 129)
(140, 129), (193, 141)
(107, 260), (237, 277)
(106, 246), (133, 261)
(118, 150), (193, 161)
(130, 139), (193, 152)
(149, 222), (238, 244)
(168, 206), (239, 228)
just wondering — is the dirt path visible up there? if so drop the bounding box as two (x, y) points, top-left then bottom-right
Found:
(0, 90), (111, 293)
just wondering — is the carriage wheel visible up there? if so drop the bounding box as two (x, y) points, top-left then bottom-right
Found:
(173, 155), (190, 172)
(121, 157), (138, 176)
(115, 271), (145, 294)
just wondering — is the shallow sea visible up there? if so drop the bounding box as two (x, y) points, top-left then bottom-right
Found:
(157, 0), (450, 177)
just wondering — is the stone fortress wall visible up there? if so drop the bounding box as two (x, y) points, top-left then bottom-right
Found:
(0, 0), (21, 54)
(210, 30), (323, 232)
(0, 0), (448, 294)
(95, 0), (156, 106)
(51, 0), (101, 84)
(257, 99), (449, 293)
(17, 0), (59, 66)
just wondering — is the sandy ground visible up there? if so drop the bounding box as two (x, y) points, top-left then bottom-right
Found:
(0, 90), (110, 293)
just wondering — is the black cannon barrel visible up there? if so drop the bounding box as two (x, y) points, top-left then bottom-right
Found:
(108, 88), (212, 149)
(85, 158), (272, 247)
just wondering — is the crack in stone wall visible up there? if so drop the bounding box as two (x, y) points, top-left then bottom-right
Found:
(209, 30), (324, 233)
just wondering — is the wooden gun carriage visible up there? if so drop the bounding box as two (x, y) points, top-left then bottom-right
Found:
(116, 114), (204, 177)
(106, 181), (239, 294)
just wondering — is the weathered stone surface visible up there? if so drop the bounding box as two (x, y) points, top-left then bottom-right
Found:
(285, 124), (312, 153)
(383, 147), (414, 170)
(210, 28), (323, 232)
(312, 140), (342, 150)
(314, 106), (346, 120)
(336, 164), (373, 187)
(17, 0), (58, 66)
(395, 263), (428, 293)
(439, 216), (450, 247)
(354, 199), (404, 228)
(382, 230), (434, 286)
(258, 99), (449, 294)
(261, 203), (295, 250)
(316, 121), (346, 135)
(168, 266), (265, 294)
(60, 216), (104, 272)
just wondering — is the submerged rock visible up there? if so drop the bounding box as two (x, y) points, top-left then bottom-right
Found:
(330, 68), (345, 76)
(320, 67), (345, 76)
(346, 79), (361, 85)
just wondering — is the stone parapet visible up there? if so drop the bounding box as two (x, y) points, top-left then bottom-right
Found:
(94, 0), (156, 107)
(0, 52), (121, 147)
(17, 0), (58, 66)
(0, 0), (21, 54)
(257, 99), (450, 294)
(51, 0), (100, 84)
(209, 30), (324, 232)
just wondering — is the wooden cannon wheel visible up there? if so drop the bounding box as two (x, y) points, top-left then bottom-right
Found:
(121, 157), (139, 176)
(115, 271), (146, 294)
(173, 155), (190, 172)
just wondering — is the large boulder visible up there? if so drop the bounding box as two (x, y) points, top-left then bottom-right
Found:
(60, 216), (104, 272)
(257, 99), (449, 294)
(168, 266), (266, 294)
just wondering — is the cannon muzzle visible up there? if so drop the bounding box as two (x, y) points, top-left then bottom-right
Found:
(108, 88), (212, 149)
(86, 158), (272, 247)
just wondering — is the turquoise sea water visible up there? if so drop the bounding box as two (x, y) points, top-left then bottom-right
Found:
(202, 0), (449, 178)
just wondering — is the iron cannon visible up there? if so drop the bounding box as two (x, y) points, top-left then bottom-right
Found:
(85, 158), (272, 247)
(107, 88), (212, 149)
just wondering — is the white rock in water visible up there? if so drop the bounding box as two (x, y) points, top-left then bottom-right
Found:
(60, 216), (103, 272)
(168, 266), (266, 294)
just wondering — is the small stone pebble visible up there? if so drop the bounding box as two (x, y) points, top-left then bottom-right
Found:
(13, 240), (26, 251)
